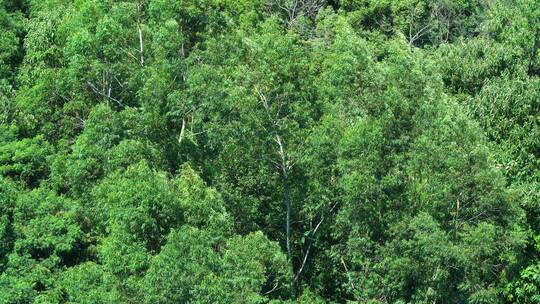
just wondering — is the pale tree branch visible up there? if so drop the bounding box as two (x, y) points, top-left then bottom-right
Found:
(263, 281), (282, 296)
(178, 117), (186, 143)
(341, 258), (356, 291)
(269, 0), (324, 29)
(294, 201), (339, 282)
(136, 2), (144, 66)
(87, 81), (124, 107)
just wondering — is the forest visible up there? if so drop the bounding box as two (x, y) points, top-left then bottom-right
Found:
(0, 0), (538, 303)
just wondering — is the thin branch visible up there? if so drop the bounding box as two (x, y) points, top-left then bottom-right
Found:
(294, 201), (339, 282)
(122, 48), (140, 64)
(341, 258), (356, 291)
(263, 282), (281, 296)
(87, 81), (124, 106)
(178, 117), (186, 143)
(294, 244), (311, 282)
(409, 22), (433, 46)
(136, 3), (144, 66)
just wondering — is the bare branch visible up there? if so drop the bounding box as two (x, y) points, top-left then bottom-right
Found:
(263, 282), (283, 296)
(87, 81), (124, 107)
(178, 117), (186, 143)
(341, 258), (356, 291)
(136, 2), (144, 66)
(294, 244), (311, 282)
(269, 0), (324, 29)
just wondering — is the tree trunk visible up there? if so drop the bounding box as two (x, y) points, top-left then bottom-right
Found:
(276, 134), (295, 297)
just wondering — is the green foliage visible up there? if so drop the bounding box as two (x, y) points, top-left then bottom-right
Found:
(0, 0), (538, 303)
(143, 228), (289, 303)
(0, 187), (84, 304)
(505, 236), (540, 303)
(0, 176), (18, 266)
(0, 125), (53, 186)
(0, 0), (25, 84)
(307, 16), (527, 302)
(472, 75), (539, 184)
(12, 188), (84, 263)
(340, 0), (487, 46)
(59, 262), (121, 304)
(92, 161), (182, 253)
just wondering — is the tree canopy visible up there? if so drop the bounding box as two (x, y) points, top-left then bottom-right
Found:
(0, 0), (538, 303)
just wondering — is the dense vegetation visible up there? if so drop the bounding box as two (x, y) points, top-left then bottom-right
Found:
(0, 0), (538, 303)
